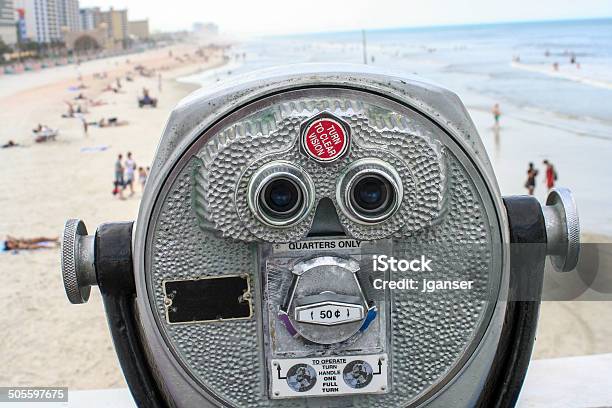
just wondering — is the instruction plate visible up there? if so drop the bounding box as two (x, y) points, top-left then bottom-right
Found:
(270, 353), (388, 398)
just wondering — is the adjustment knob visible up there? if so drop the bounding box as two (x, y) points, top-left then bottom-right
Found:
(61, 219), (97, 304)
(542, 188), (580, 272)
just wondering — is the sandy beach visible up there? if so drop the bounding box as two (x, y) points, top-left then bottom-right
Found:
(0, 45), (223, 389)
(0, 40), (611, 390)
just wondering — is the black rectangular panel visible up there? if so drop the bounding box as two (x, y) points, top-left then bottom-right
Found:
(164, 275), (252, 324)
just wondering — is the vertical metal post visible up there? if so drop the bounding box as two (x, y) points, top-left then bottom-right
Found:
(362, 29), (367, 65)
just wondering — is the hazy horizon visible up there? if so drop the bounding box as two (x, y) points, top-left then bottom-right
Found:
(77, 0), (612, 35)
(260, 16), (612, 39)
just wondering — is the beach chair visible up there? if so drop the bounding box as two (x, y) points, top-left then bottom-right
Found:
(138, 95), (158, 108)
(34, 128), (59, 143)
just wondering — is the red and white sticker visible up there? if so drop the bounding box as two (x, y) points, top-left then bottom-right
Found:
(302, 116), (349, 162)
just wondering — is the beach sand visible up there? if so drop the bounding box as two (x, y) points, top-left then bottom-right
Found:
(0, 47), (611, 390)
(0, 45), (223, 389)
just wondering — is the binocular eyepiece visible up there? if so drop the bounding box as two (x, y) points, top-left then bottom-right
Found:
(61, 65), (579, 408)
(336, 158), (403, 223)
(247, 161), (315, 227)
(245, 157), (403, 228)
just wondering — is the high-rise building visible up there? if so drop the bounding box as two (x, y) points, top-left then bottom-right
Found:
(14, 0), (61, 43)
(95, 7), (127, 48)
(78, 6), (97, 31)
(56, 0), (79, 33)
(15, 7), (26, 42)
(72, 7), (129, 51)
(193, 22), (218, 37)
(128, 19), (148, 40)
(0, 0), (17, 45)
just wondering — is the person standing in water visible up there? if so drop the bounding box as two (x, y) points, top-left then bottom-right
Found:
(492, 104), (501, 127)
(525, 162), (539, 195)
(543, 160), (557, 191)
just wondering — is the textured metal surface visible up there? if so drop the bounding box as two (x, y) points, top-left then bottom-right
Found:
(128, 67), (512, 408)
(544, 188), (580, 272)
(192, 96), (445, 243)
(61, 218), (91, 304)
(149, 164), (267, 407)
(360, 159), (494, 407)
(144, 88), (501, 407)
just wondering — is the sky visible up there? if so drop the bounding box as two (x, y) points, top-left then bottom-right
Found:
(79, 0), (612, 35)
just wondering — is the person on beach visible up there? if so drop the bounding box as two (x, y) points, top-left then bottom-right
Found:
(114, 154), (125, 199)
(124, 152), (136, 197)
(32, 125), (57, 143)
(81, 116), (88, 136)
(2, 235), (59, 251)
(492, 104), (501, 127)
(139, 88), (158, 108)
(62, 102), (75, 118)
(88, 98), (106, 107)
(104, 83), (121, 93)
(138, 166), (148, 191)
(2, 140), (19, 148)
(525, 162), (539, 195)
(543, 160), (557, 191)
(98, 117), (128, 127)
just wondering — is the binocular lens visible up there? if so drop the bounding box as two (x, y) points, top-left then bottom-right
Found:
(247, 161), (315, 227)
(261, 178), (302, 218)
(337, 159), (403, 224)
(351, 175), (391, 214)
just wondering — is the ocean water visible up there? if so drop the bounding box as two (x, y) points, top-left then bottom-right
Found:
(184, 18), (612, 134)
(181, 18), (612, 234)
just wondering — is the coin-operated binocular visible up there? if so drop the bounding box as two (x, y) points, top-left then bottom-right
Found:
(61, 65), (580, 408)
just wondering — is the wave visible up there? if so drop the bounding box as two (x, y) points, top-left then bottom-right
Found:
(177, 61), (244, 86)
(511, 62), (612, 91)
(467, 100), (612, 142)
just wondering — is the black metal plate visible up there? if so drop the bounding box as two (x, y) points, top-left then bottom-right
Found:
(164, 275), (252, 324)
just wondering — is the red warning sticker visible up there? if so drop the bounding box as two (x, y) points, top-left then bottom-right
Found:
(302, 116), (349, 162)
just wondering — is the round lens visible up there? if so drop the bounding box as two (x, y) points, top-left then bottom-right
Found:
(261, 177), (302, 218)
(350, 175), (393, 215)
(356, 177), (386, 209)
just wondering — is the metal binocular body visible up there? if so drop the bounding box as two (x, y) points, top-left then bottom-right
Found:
(61, 64), (579, 408)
